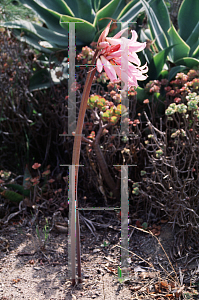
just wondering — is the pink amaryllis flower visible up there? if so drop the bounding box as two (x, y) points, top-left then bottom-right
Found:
(96, 21), (148, 89)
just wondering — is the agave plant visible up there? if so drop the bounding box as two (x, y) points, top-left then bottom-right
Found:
(0, 0), (152, 53)
(2, 0), (198, 99)
(133, 0), (199, 110)
(139, 0), (199, 82)
(0, 0), (152, 91)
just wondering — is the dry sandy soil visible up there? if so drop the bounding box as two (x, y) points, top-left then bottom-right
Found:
(0, 211), (199, 300)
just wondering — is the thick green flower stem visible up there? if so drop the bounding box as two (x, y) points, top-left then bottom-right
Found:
(71, 50), (99, 286)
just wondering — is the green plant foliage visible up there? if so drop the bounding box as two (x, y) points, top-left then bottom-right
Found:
(0, 0), (148, 52)
(43, 218), (50, 243)
(140, 170), (146, 176)
(140, 0), (170, 51)
(142, 222), (148, 229)
(156, 149), (163, 158)
(29, 67), (69, 91)
(132, 182), (139, 195)
(165, 103), (177, 115)
(176, 103), (187, 114)
(178, 0), (199, 43)
(168, 65), (186, 82)
(147, 46), (173, 80)
(0, 0), (37, 22)
(5, 184), (30, 197)
(0, 0), (151, 92)
(1, 0), (198, 97)
(0, 190), (23, 203)
(135, 0), (199, 105)
(23, 164), (32, 189)
(166, 92), (199, 128)
(87, 95), (129, 125)
(139, 0), (199, 84)
(168, 24), (190, 62)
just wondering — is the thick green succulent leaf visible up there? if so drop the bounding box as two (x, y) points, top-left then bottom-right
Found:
(186, 22), (199, 48)
(159, 69), (168, 79)
(19, 0), (67, 34)
(97, 0), (143, 37)
(62, 0), (80, 16)
(1, 190), (23, 203)
(38, 41), (60, 50)
(140, 0), (169, 51)
(93, 0), (121, 13)
(75, 0), (95, 23)
(148, 0), (170, 38)
(141, 28), (152, 40)
(174, 57), (199, 68)
(110, 0), (127, 21)
(178, 0), (199, 42)
(168, 65), (187, 82)
(5, 184), (30, 197)
(60, 15), (95, 44)
(23, 164), (32, 190)
(29, 69), (63, 92)
(99, 0), (113, 8)
(147, 46), (173, 79)
(192, 45), (199, 59)
(140, 28), (153, 63)
(20, 0), (74, 16)
(12, 28), (53, 53)
(3, 20), (68, 47)
(91, 0), (100, 12)
(3, 20), (85, 51)
(117, 0), (144, 22)
(135, 86), (147, 103)
(168, 24), (190, 62)
(189, 40), (199, 58)
(50, 0), (96, 22)
(93, 0), (124, 31)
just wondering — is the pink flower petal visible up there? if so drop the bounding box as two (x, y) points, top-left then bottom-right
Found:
(98, 41), (109, 48)
(114, 64), (121, 78)
(128, 41), (146, 52)
(130, 67), (148, 80)
(130, 30), (138, 42)
(97, 23), (148, 89)
(100, 56), (117, 82)
(106, 50), (122, 60)
(105, 37), (121, 46)
(97, 58), (103, 73)
(122, 72), (138, 89)
(109, 44), (121, 53)
(112, 27), (128, 39)
(121, 36), (129, 47)
(128, 64), (141, 74)
(98, 21), (112, 44)
(128, 72), (139, 87)
(137, 74), (148, 80)
(128, 52), (141, 66)
(139, 63), (148, 72)
(114, 65), (129, 84)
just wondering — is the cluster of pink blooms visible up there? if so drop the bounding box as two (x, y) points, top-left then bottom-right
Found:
(145, 80), (161, 93)
(169, 73), (188, 88)
(186, 78), (199, 90)
(96, 21), (148, 89)
(77, 46), (94, 65)
(142, 71), (199, 104)
(164, 71), (199, 98)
